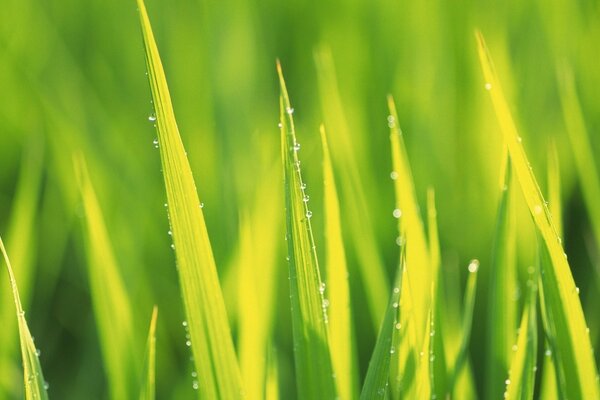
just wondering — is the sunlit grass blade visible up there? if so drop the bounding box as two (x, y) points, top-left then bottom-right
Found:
(140, 306), (158, 400)
(448, 260), (479, 395)
(314, 48), (388, 328)
(265, 347), (279, 400)
(426, 189), (448, 399)
(557, 64), (600, 250)
(136, 1), (244, 397)
(387, 95), (432, 345)
(486, 157), (517, 399)
(74, 155), (137, 400)
(360, 265), (403, 400)
(476, 30), (600, 399)
(504, 272), (537, 400)
(277, 60), (337, 399)
(321, 124), (359, 400)
(547, 141), (562, 237)
(0, 236), (48, 400)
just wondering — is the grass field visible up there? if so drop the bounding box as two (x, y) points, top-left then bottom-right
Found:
(1, 0), (599, 398)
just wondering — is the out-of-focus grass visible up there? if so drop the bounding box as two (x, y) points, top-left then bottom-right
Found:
(0, 0), (598, 398)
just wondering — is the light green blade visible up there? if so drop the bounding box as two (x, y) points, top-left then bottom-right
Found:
(0, 236), (48, 400)
(486, 156), (518, 399)
(321, 124), (359, 400)
(314, 48), (388, 329)
(74, 155), (137, 400)
(360, 264), (403, 400)
(265, 347), (279, 400)
(136, 1), (243, 398)
(504, 271), (537, 400)
(140, 306), (158, 400)
(476, 30), (600, 399)
(277, 60), (337, 400)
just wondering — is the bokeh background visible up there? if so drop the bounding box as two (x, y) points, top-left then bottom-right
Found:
(0, 0), (599, 398)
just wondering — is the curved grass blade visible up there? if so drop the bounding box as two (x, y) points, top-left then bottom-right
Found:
(476, 30), (599, 399)
(140, 306), (158, 400)
(0, 236), (48, 400)
(314, 48), (388, 329)
(360, 263), (403, 400)
(321, 124), (359, 400)
(486, 157), (517, 400)
(448, 260), (479, 395)
(387, 95), (432, 345)
(74, 155), (138, 400)
(136, 1), (243, 397)
(277, 60), (337, 400)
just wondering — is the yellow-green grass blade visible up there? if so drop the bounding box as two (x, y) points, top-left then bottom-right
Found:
(314, 48), (388, 329)
(547, 141), (563, 238)
(557, 65), (600, 250)
(360, 265), (403, 400)
(277, 60), (337, 399)
(136, 1), (243, 397)
(74, 155), (137, 400)
(486, 157), (518, 399)
(415, 306), (433, 400)
(0, 236), (48, 400)
(0, 141), (44, 398)
(387, 95), (432, 346)
(504, 273), (537, 400)
(426, 189), (448, 399)
(539, 344), (559, 400)
(477, 31), (599, 399)
(448, 260), (479, 395)
(321, 124), (359, 400)
(140, 306), (158, 400)
(265, 347), (279, 400)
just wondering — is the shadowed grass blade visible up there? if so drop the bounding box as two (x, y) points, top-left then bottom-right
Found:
(136, 1), (243, 397)
(140, 306), (158, 400)
(0, 236), (48, 400)
(265, 347), (279, 400)
(277, 60), (337, 400)
(321, 124), (359, 400)
(486, 157), (517, 399)
(477, 30), (600, 399)
(74, 155), (137, 400)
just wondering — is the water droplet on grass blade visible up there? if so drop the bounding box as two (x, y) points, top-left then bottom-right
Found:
(484, 82), (492, 91)
(286, 107), (294, 115)
(468, 259), (480, 273)
(393, 209), (402, 218)
(306, 211), (313, 219)
(390, 171), (398, 180)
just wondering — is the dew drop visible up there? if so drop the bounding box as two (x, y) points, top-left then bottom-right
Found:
(390, 346), (395, 354)
(200, 203), (204, 209)
(395, 323), (401, 329)
(278, 122), (282, 128)
(484, 82), (492, 91)
(390, 171), (398, 180)
(168, 230), (172, 236)
(153, 138), (159, 148)
(191, 371), (197, 378)
(35, 349), (41, 357)
(300, 183), (307, 190)
(293, 142), (301, 152)
(468, 259), (480, 273)
(545, 349), (552, 357)
(392, 302), (399, 308)
(44, 381), (49, 390)
(192, 380), (199, 390)
(505, 379), (511, 385)
(306, 211), (313, 219)
(517, 136), (522, 143)
(512, 344), (518, 352)
(393, 287), (400, 294)
(322, 299), (330, 308)
(148, 114), (157, 122)
(303, 195), (310, 203)
(393, 209), (402, 219)
(286, 107), (294, 115)
(186, 340), (192, 347)
(387, 115), (396, 128)
(319, 282), (326, 294)
(182, 321), (188, 327)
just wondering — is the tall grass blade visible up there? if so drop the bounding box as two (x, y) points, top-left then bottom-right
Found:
(476, 30), (600, 399)
(360, 265), (403, 400)
(136, 1), (244, 397)
(321, 124), (359, 400)
(140, 306), (158, 400)
(486, 157), (517, 399)
(265, 347), (279, 400)
(547, 141), (562, 237)
(315, 48), (388, 328)
(0, 236), (48, 400)
(74, 155), (137, 400)
(277, 60), (337, 399)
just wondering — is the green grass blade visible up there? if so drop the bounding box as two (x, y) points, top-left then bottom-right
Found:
(504, 274), (537, 400)
(74, 155), (137, 400)
(0, 236), (48, 400)
(136, 1), (244, 397)
(448, 260), (479, 394)
(387, 95), (432, 345)
(265, 347), (279, 400)
(321, 124), (359, 400)
(557, 65), (600, 249)
(314, 48), (388, 329)
(547, 141), (563, 238)
(277, 60), (337, 400)
(360, 266), (403, 400)
(486, 157), (518, 399)
(140, 306), (158, 400)
(476, 30), (600, 399)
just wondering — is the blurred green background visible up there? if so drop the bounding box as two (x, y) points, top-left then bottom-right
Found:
(0, 0), (598, 398)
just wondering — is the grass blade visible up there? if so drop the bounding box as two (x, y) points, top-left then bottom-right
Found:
(74, 155), (137, 400)
(136, 1), (244, 397)
(360, 265), (403, 400)
(0, 236), (48, 400)
(277, 60), (337, 399)
(476, 30), (600, 399)
(265, 347), (279, 400)
(321, 124), (359, 400)
(140, 306), (158, 400)
(486, 157), (518, 399)
(547, 141), (562, 238)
